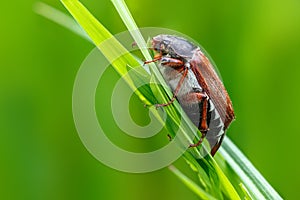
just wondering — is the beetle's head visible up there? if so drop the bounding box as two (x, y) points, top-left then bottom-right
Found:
(151, 35), (172, 55)
(152, 34), (195, 59)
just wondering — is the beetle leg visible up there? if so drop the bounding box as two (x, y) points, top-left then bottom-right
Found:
(143, 53), (162, 65)
(155, 67), (188, 108)
(144, 55), (185, 68)
(183, 92), (209, 132)
(131, 41), (155, 50)
(160, 57), (184, 68)
(184, 92), (209, 148)
(189, 132), (207, 148)
(200, 95), (209, 132)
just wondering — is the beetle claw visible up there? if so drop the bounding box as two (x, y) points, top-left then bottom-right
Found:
(131, 41), (137, 48)
(154, 104), (164, 109)
(144, 103), (151, 108)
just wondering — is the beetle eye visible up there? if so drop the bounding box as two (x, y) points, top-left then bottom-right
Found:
(160, 44), (169, 53)
(163, 40), (170, 45)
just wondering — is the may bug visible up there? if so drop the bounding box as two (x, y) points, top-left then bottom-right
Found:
(144, 34), (235, 156)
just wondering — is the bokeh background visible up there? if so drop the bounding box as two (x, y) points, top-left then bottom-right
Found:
(1, 0), (300, 199)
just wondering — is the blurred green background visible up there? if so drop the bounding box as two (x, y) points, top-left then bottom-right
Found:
(1, 0), (300, 199)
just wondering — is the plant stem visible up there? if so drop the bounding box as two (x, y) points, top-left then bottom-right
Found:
(220, 137), (283, 199)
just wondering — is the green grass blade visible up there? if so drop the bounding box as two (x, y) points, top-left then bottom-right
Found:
(60, 0), (152, 106)
(168, 165), (217, 200)
(33, 2), (90, 41)
(111, 0), (174, 101)
(220, 137), (283, 199)
(239, 183), (254, 200)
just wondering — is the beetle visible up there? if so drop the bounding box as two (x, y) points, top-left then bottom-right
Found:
(144, 34), (235, 156)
